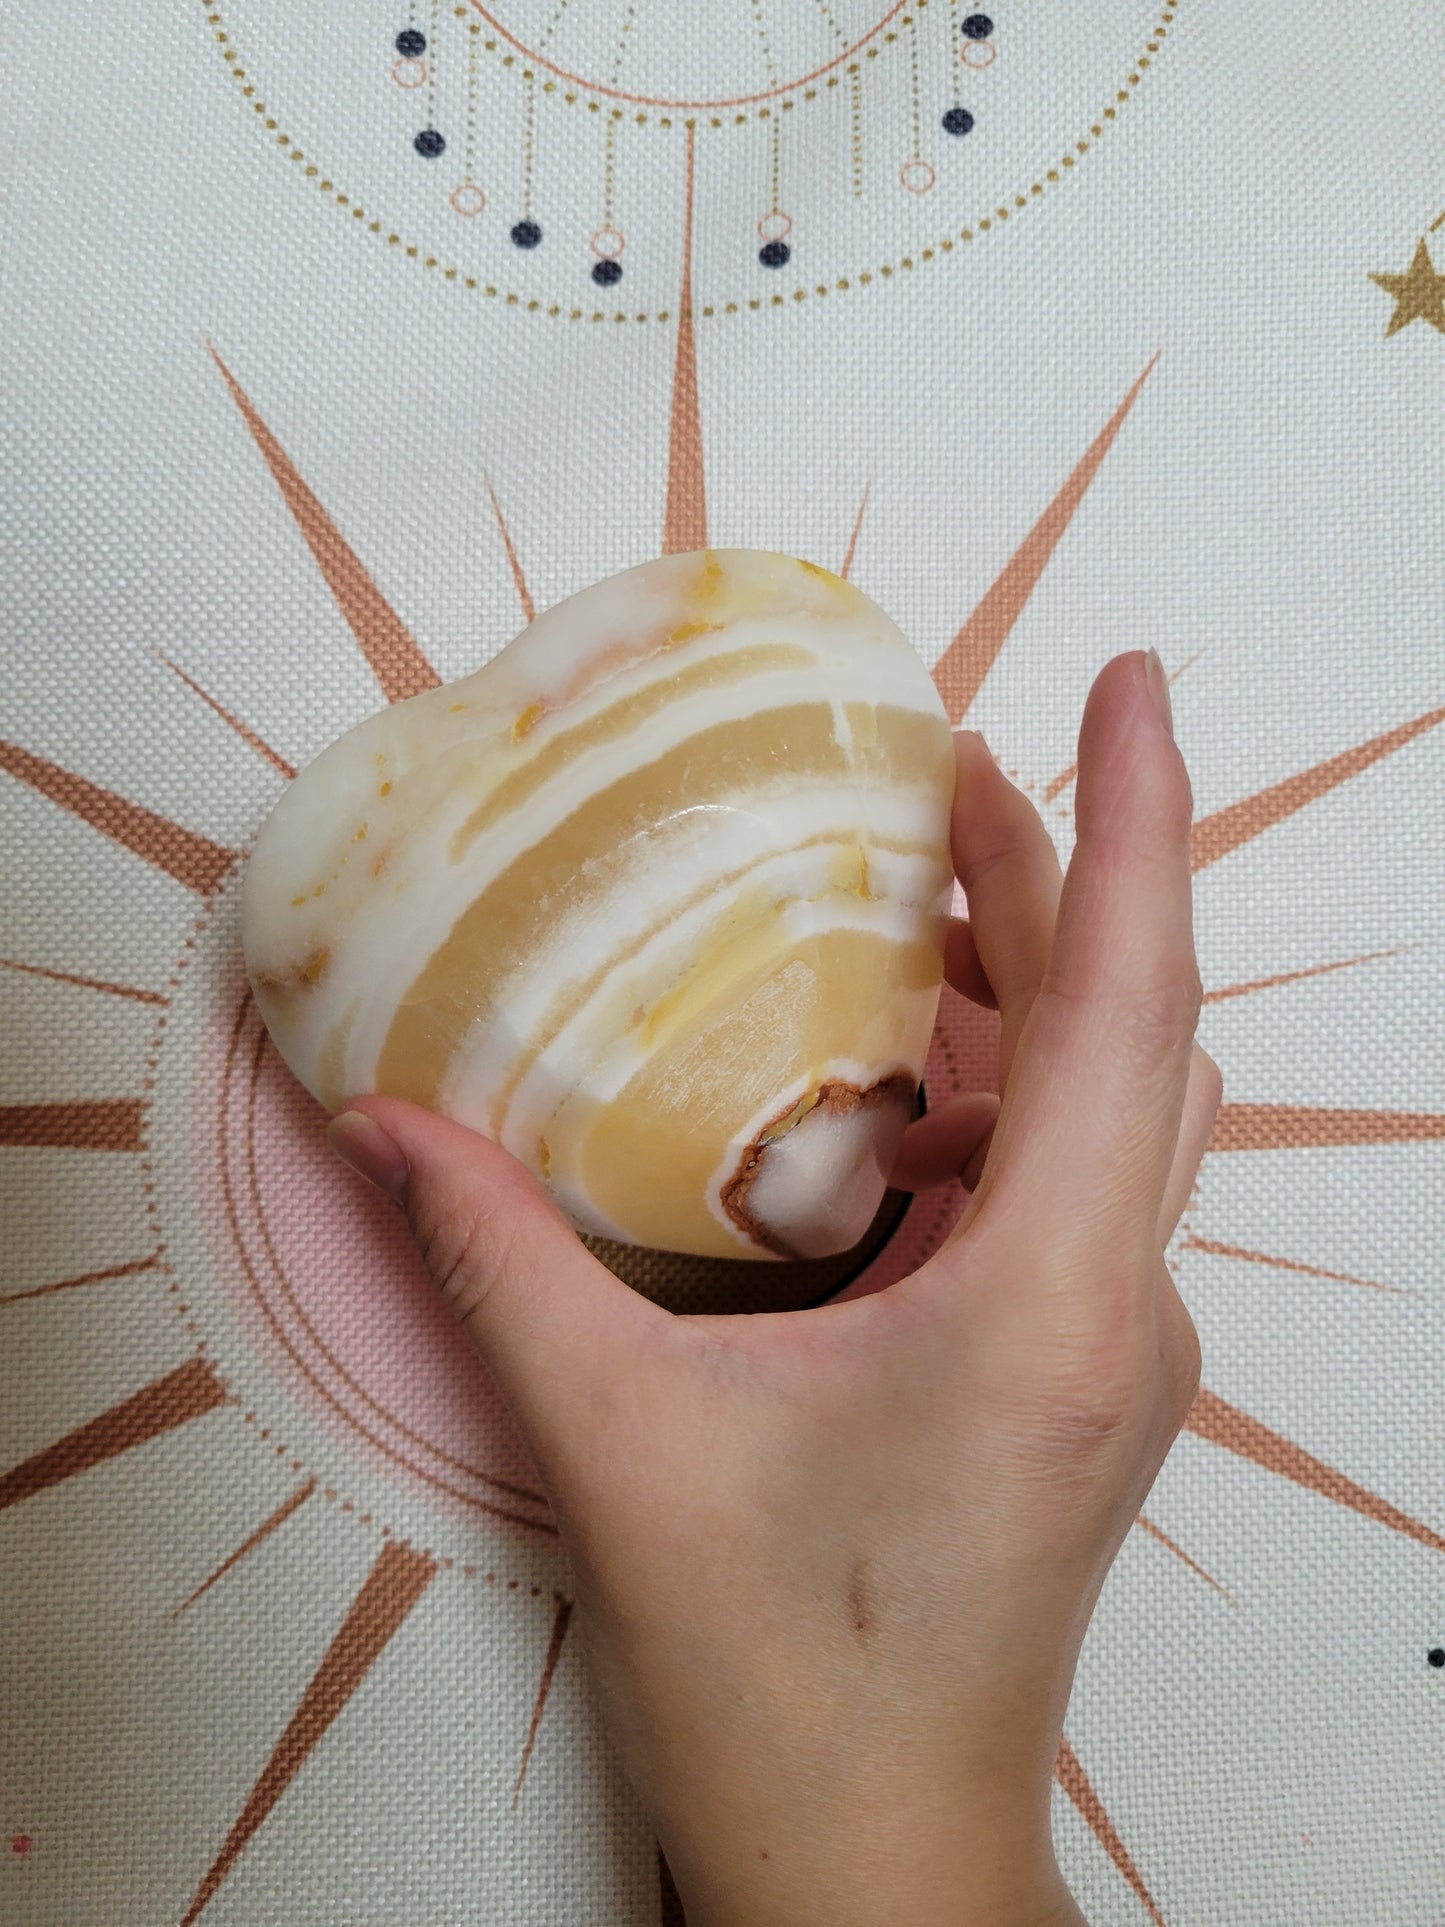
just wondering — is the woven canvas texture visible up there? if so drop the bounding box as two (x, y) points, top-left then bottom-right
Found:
(3, 0), (1444, 1921)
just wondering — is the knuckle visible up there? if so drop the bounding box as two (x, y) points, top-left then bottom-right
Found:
(1119, 970), (1203, 1062)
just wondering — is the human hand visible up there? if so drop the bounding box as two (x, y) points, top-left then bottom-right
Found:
(328, 649), (1219, 1927)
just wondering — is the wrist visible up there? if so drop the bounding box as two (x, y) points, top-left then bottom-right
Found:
(669, 1793), (1081, 1927)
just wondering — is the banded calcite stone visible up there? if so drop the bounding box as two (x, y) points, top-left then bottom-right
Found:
(243, 551), (956, 1260)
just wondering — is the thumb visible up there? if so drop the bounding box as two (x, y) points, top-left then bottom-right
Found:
(328, 1096), (659, 1451)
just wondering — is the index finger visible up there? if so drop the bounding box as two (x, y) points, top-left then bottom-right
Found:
(969, 651), (1201, 1260)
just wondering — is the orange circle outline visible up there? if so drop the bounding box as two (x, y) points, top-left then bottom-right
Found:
(757, 209), (793, 242)
(451, 182), (487, 216)
(465, 0), (909, 108)
(590, 224), (626, 258)
(391, 55), (428, 89)
(961, 39), (997, 68)
(900, 158), (936, 194)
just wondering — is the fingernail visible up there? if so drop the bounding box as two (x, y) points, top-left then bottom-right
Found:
(1143, 649), (1173, 736)
(328, 1110), (409, 1200)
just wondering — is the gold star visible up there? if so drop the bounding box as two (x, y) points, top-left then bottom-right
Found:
(1370, 237), (1445, 337)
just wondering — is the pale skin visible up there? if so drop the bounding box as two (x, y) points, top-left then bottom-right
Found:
(330, 649), (1221, 1927)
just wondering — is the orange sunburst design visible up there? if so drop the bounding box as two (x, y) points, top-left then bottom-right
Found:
(932, 355), (1158, 724)
(0, 1357), (228, 1511)
(167, 1478), (318, 1621)
(512, 1593), (575, 1804)
(1202, 947), (1408, 1004)
(1209, 1103), (1445, 1152)
(207, 343), (439, 704)
(486, 474), (537, 623)
(1136, 1514), (1235, 1603)
(1055, 1738), (1165, 1927)
(0, 1099), (147, 1152)
(0, 739), (236, 894)
(6, 226), (1433, 1926)
(0, 1254), (161, 1310)
(152, 650), (297, 780)
(1185, 1391), (1445, 1553)
(181, 1540), (438, 1925)
(1191, 708), (1445, 872)
(1182, 1235), (1408, 1297)
(0, 956), (168, 1005)
(662, 125), (707, 557)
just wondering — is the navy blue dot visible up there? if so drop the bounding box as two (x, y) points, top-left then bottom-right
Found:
(942, 107), (975, 135)
(1429, 1648), (1445, 1668)
(395, 28), (426, 56)
(591, 258), (623, 286)
(511, 219), (543, 249)
(961, 13), (994, 38)
(759, 240), (791, 268)
(414, 128), (446, 158)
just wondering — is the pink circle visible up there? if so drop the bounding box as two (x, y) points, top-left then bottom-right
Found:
(590, 224), (626, 260)
(961, 40), (996, 68)
(451, 183), (487, 217)
(392, 56), (428, 88)
(757, 209), (793, 243)
(207, 999), (550, 1528)
(900, 158), (936, 194)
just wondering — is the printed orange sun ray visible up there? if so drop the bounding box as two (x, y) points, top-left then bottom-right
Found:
(839, 482), (871, 580)
(932, 355), (1159, 725)
(1055, 1737), (1166, 1926)
(168, 1480), (318, 1621)
(1135, 1514), (1236, 1603)
(151, 649), (296, 779)
(0, 1253), (161, 1310)
(0, 740), (236, 895)
(512, 1594), (575, 1804)
(0, 1099), (147, 1153)
(1182, 1235), (1411, 1297)
(0, 956), (168, 1005)
(1191, 706), (1445, 872)
(181, 1541), (438, 1925)
(0, 1357), (228, 1512)
(1209, 1103), (1445, 1152)
(207, 343), (439, 704)
(662, 124), (706, 555)
(1203, 947), (1409, 1004)
(486, 474), (537, 623)
(1043, 652), (1203, 802)
(1185, 1391), (1445, 1553)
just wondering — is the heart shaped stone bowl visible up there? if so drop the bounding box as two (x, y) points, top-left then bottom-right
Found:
(243, 550), (956, 1267)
